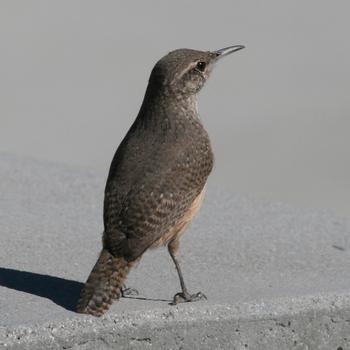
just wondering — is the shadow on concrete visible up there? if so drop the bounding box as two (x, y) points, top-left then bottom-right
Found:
(0, 267), (172, 311)
(122, 295), (171, 303)
(0, 267), (83, 312)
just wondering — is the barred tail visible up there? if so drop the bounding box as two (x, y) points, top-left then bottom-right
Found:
(76, 249), (131, 317)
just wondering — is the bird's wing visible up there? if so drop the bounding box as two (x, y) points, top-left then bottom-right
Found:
(103, 128), (213, 261)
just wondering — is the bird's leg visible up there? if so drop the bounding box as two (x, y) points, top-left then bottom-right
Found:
(168, 239), (207, 304)
(120, 257), (142, 297)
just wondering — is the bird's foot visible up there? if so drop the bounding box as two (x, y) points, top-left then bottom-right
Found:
(171, 291), (207, 305)
(120, 285), (139, 297)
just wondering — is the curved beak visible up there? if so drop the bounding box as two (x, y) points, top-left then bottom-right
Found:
(213, 45), (245, 59)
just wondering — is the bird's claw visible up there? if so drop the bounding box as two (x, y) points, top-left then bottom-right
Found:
(171, 291), (207, 305)
(121, 286), (139, 297)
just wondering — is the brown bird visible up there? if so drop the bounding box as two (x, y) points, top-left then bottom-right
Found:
(76, 45), (245, 316)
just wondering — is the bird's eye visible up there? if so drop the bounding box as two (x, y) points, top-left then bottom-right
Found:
(196, 61), (206, 72)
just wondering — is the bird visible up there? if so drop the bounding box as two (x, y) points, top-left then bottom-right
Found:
(76, 45), (245, 316)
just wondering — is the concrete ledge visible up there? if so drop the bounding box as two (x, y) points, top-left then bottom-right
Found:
(1, 152), (350, 349)
(1, 292), (350, 349)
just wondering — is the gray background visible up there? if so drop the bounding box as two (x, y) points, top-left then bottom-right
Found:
(1, 0), (349, 217)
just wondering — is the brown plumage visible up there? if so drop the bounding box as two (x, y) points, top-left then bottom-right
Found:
(76, 45), (245, 316)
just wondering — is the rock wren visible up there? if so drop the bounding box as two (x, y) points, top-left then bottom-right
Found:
(77, 45), (245, 316)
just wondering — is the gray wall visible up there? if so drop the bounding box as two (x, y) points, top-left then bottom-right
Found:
(1, 1), (349, 217)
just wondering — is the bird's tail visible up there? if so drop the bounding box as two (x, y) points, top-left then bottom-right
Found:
(76, 249), (131, 316)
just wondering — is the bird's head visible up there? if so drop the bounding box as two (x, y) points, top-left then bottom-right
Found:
(149, 45), (245, 96)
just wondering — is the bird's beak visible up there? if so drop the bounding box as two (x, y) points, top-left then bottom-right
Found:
(213, 45), (245, 59)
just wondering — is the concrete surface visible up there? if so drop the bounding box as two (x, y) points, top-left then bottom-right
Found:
(0, 152), (350, 349)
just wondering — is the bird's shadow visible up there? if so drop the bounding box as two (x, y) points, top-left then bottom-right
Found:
(0, 267), (171, 312)
(122, 295), (171, 303)
(0, 267), (83, 311)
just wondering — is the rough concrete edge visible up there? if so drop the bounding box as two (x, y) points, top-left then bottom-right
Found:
(1, 290), (350, 349)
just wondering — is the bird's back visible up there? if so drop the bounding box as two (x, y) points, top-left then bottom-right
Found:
(103, 109), (213, 259)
